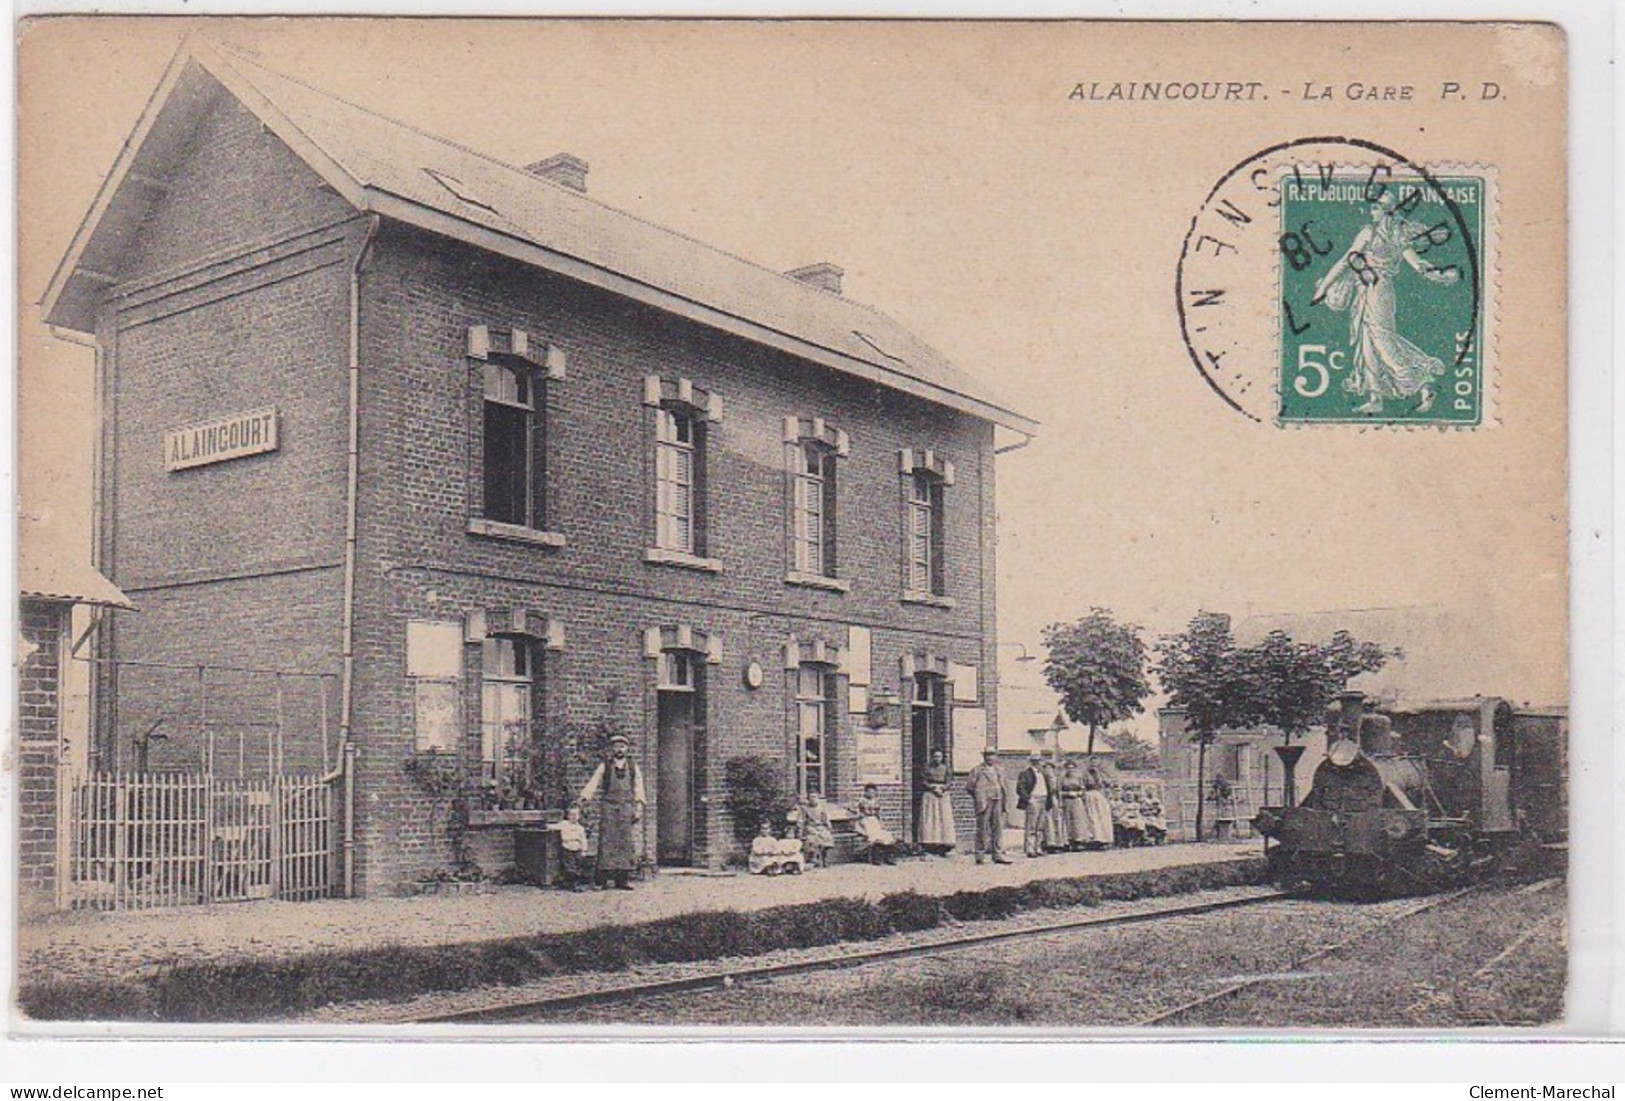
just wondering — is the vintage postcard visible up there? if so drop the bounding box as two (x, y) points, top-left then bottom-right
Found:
(12, 17), (1570, 1033)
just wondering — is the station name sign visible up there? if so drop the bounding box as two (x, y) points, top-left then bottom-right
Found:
(165, 408), (279, 471)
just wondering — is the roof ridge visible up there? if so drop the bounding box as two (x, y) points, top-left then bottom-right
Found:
(211, 43), (900, 326)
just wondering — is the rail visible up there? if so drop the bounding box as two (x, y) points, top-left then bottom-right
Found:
(413, 887), (1291, 1023)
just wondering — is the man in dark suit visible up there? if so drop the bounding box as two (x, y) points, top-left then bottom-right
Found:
(1016, 751), (1050, 858)
(966, 747), (1012, 865)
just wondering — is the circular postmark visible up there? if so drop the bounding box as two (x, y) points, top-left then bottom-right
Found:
(1176, 137), (1486, 426)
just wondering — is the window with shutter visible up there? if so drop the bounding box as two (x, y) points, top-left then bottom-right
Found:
(785, 423), (847, 590)
(793, 444), (836, 576)
(656, 407), (699, 555)
(907, 472), (942, 594)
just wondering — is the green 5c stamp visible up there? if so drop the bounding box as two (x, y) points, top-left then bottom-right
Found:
(1279, 170), (1487, 425)
(1177, 139), (1495, 427)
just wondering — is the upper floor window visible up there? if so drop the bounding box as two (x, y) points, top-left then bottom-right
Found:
(467, 325), (565, 544)
(793, 443), (837, 577)
(483, 362), (541, 528)
(907, 472), (945, 595)
(900, 449), (955, 602)
(645, 376), (723, 570)
(784, 417), (850, 590)
(656, 406), (702, 555)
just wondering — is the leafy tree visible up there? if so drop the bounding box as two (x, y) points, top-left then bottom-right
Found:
(1154, 611), (1260, 842)
(1240, 629), (1397, 745)
(1041, 608), (1153, 757)
(1102, 727), (1160, 772)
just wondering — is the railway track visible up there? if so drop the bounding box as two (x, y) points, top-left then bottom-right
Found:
(1133, 878), (1562, 1027)
(416, 887), (1293, 1023)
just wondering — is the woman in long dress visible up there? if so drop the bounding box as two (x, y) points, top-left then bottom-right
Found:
(799, 791), (835, 868)
(1059, 758), (1090, 851)
(1080, 760), (1116, 849)
(1041, 760), (1069, 852)
(916, 750), (957, 855)
(1312, 189), (1462, 414)
(855, 784), (899, 864)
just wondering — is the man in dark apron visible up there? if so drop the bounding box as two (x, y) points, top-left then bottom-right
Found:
(577, 734), (645, 890)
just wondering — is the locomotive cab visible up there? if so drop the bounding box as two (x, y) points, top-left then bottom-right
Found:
(1388, 697), (1517, 835)
(1262, 693), (1563, 897)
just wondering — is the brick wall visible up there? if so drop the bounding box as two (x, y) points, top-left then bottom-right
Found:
(18, 598), (66, 917)
(93, 88), (361, 774)
(345, 226), (1001, 887)
(85, 84), (1006, 895)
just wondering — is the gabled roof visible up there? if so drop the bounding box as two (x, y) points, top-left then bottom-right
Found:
(45, 39), (1037, 436)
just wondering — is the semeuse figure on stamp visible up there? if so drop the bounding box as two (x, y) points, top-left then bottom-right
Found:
(1312, 189), (1462, 414)
(577, 733), (645, 890)
(966, 747), (1012, 865)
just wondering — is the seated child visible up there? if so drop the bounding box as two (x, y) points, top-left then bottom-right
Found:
(854, 784), (898, 864)
(551, 806), (592, 891)
(1141, 798), (1167, 845)
(748, 822), (805, 875)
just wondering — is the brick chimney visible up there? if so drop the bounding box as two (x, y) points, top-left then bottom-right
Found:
(786, 262), (843, 295)
(525, 153), (588, 194)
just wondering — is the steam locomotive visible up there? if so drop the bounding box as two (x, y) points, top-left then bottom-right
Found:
(1253, 692), (1566, 897)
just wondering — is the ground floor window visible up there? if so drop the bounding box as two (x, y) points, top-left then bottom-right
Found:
(481, 636), (534, 800)
(911, 672), (950, 758)
(797, 664), (838, 797)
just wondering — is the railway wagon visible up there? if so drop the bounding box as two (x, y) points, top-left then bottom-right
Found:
(1253, 692), (1567, 897)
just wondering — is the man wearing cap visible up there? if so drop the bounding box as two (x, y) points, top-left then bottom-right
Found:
(578, 734), (646, 890)
(965, 747), (1012, 865)
(1016, 751), (1051, 858)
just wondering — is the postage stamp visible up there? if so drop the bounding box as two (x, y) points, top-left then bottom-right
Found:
(1276, 169), (1490, 426)
(1177, 140), (1498, 428)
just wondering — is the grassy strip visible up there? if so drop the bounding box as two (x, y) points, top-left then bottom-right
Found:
(19, 858), (1265, 1023)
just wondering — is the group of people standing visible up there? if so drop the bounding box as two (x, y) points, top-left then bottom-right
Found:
(573, 735), (1142, 885)
(1017, 752), (1116, 857)
(963, 747), (1117, 864)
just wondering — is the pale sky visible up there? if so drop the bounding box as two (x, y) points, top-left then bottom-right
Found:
(17, 18), (1568, 714)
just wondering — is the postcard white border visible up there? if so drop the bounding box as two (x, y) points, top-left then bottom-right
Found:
(0, 0), (1615, 1084)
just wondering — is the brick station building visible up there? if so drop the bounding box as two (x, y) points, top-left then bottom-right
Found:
(43, 41), (1035, 894)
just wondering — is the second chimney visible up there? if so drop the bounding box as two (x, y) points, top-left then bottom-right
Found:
(786, 262), (843, 295)
(525, 153), (589, 194)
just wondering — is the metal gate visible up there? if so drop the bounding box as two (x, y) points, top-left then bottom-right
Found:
(66, 772), (333, 911)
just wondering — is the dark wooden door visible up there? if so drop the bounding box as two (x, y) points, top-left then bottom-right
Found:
(656, 692), (694, 865)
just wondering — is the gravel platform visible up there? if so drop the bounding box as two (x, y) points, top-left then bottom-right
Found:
(19, 842), (1260, 988)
